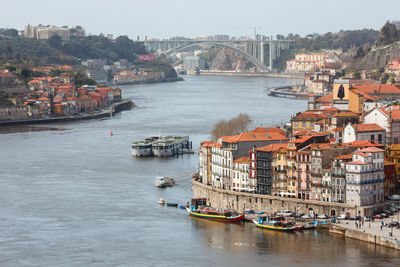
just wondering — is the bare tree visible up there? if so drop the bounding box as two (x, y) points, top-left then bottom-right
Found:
(211, 113), (252, 141)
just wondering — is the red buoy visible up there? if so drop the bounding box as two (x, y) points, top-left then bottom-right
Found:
(110, 131), (113, 136)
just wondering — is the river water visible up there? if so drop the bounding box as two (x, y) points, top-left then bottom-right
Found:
(0, 75), (399, 266)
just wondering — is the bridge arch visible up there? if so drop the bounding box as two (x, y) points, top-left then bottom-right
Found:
(161, 41), (268, 71)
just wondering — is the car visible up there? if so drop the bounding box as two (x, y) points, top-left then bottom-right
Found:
(294, 213), (304, 219)
(317, 214), (328, 219)
(301, 214), (313, 219)
(276, 210), (294, 217)
(388, 195), (400, 200)
(390, 207), (398, 213)
(373, 214), (383, 219)
(349, 216), (357, 220)
(338, 214), (348, 220)
(383, 210), (393, 215)
(388, 222), (399, 228)
(381, 213), (389, 218)
(364, 217), (371, 222)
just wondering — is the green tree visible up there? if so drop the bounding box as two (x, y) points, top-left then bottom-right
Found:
(48, 35), (62, 49)
(2, 28), (18, 37)
(378, 21), (399, 45)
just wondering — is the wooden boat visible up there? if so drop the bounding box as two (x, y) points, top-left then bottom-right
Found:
(252, 218), (303, 231)
(303, 221), (317, 230)
(167, 202), (178, 207)
(186, 207), (244, 222)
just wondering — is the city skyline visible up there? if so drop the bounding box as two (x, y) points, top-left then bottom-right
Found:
(1, 0), (400, 39)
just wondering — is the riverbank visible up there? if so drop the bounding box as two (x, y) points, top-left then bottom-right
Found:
(198, 70), (304, 79)
(113, 77), (183, 86)
(0, 99), (134, 126)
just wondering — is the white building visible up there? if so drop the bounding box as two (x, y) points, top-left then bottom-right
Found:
(211, 144), (233, 190)
(232, 157), (250, 192)
(363, 106), (400, 145)
(342, 123), (386, 145)
(321, 169), (332, 202)
(345, 147), (385, 207)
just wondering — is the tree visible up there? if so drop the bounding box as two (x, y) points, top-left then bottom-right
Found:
(378, 21), (399, 45)
(211, 113), (252, 141)
(354, 47), (366, 58)
(5, 45), (12, 59)
(2, 28), (18, 37)
(48, 35), (62, 49)
(21, 68), (32, 79)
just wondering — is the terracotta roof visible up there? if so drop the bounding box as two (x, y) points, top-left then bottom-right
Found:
(333, 111), (358, 117)
(234, 156), (249, 164)
(359, 147), (384, 153)
(315, 93), (333, 103)
(289, 135), (314, 144)
(37, 97), (50, 101)
(201, 141), (219, 148)
(354, 152), (371, 158)
(342, 140), (384, 148)
(335, 154), (353, 160)
(354, 123), (385, 132)
(309, 143), (336, 150)
(332, 127), (343, 132)
(222, 128), (287, 143)
(293, 111), (328, 120)
(353, 84), (400, 95)
(256, 143), (288, 152)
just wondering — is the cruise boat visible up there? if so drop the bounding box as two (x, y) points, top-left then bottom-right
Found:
(152, 136), (189, 157)
(131, 136), (160, 157)
(252, 218), (303, 231)
(154, 176), (175, 187)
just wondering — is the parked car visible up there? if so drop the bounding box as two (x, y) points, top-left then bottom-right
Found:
(301, 214), (313, 219)
(381, 213), (389, 218)
(294, 213), (304, 219)
(383, 210), (393, 216)
(388, 195), (400, 200)
(364, 217), (371, 222)
(317, 214), (328, 219)
(338, 214), (348, 220)
(388, 222), (399, 228)
(373, 214), (383, 219)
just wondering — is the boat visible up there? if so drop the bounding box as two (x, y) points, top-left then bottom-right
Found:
(167, 202), (178, 207)
(152, 136), (189, 157)
(303, 221), (317, 230)
(131, 136), (161, 157)
(252, 218), (303, 231)
(158, 198), (165, 205)
(155, 176), (175, 187)
(186, 206), (245, 222)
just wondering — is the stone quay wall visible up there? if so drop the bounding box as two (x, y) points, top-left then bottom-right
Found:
(330, 225), (400, 250)
(193, 181), (374, 217)
(0, 105), (41, 121)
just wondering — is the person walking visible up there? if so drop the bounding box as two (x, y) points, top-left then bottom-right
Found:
(355, 222), (358, 229)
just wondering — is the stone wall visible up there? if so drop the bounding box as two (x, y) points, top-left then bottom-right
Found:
(0, 105), (41, 121)
(192, 180), (379, 217)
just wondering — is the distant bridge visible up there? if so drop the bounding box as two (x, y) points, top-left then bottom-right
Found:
(141, 38), (292, 72)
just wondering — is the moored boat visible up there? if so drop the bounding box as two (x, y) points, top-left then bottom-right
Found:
(252, 218), (303, 231)
(152, 136), (189, 157)
(167, 202), (178, 207)
(131, 140), (153, 157)
(158, 198), (165, 205)
(155, 176), (175, 187)
(186, 206), (244, 222)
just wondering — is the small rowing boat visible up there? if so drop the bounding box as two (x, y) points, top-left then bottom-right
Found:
(167, 202), (178, 207)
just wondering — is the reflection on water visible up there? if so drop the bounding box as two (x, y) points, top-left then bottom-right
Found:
(0, 76), (399, 266)
(0, 125), (66, 134)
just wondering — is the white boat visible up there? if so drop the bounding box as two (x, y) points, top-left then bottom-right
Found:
(155, 176), (175, 187)
(158, 198), (165, 204)
(131, 136), (160, 157)
(152, 136), (189, 157)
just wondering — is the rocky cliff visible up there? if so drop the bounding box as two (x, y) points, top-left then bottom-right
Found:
(355, 42), (400, 70)
(202, 47), (254, 71)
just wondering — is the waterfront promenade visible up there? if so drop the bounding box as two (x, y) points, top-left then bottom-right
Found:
(331, 214), (400, 250)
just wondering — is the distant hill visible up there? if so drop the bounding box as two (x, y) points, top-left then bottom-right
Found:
(0, 35), (177, 78)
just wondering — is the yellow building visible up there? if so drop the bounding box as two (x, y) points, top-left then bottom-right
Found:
(291, 110), (328, 135)
(386, 144), (400, 190)
(272, 146), (288, 197)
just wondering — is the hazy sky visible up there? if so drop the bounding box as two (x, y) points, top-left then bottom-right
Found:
(2, 0), (400, 39)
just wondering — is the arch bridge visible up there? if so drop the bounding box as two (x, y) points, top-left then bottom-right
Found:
(142, 39), (292, 72)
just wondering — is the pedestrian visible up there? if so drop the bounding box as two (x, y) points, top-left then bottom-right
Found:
(362, 220), (364, 227)
(381, 225), (383, 231)
(355, 222), (358, 228)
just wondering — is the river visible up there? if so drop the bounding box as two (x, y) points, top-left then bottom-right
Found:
(0, 75), (399, 266)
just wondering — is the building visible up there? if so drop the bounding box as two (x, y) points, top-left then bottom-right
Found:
(286, 53), (339, 73)
(342, 123), (386, 145)
(199, 141), (215, 186)
(345, 147), (385, 207)
(363, 106), (400, 145)
(384, 160), (396, 196)
(232, 157), (250, 192)
(296, 150), (311, 200)
(321, 168), (332, 202)
(331, 154), (353, 203)
(87, 70), (108, 84)
(24, 24), (84, 40)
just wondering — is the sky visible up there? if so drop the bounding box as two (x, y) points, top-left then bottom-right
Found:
(2, 0), (400, 39)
